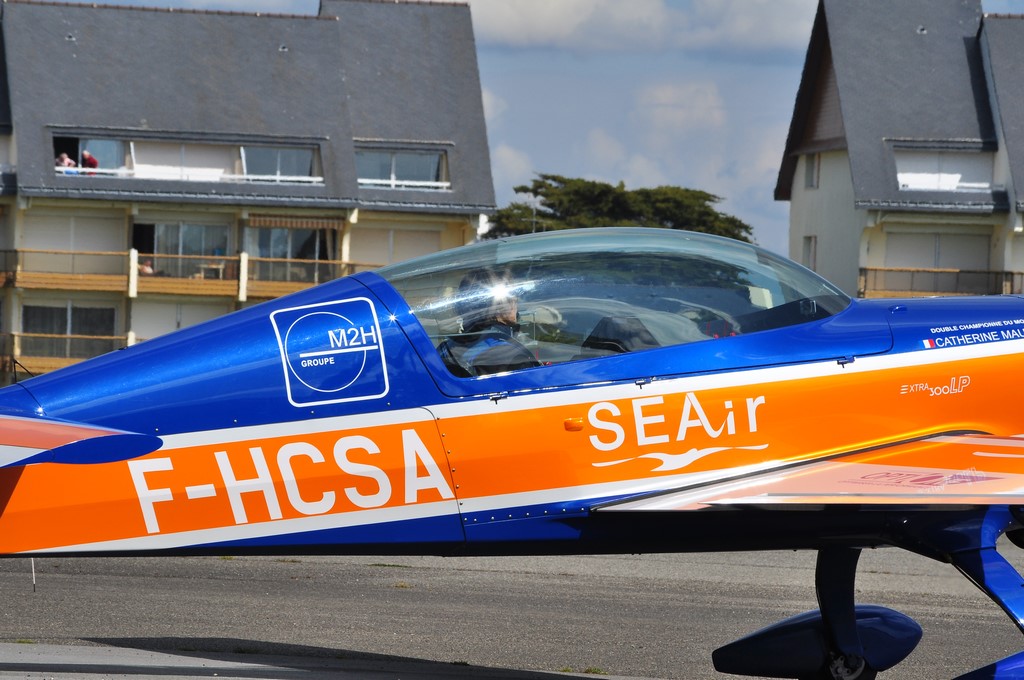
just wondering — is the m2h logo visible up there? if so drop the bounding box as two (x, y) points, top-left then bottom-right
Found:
(270, 297), (389, 407)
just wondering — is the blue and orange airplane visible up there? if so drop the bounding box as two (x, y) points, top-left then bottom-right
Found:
(0, 226), (1023, 679)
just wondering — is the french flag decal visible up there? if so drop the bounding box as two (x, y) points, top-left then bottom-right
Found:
(922, 338), (936, 349)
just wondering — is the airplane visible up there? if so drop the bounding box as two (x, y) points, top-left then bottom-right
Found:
(0, 225), (1023, 679)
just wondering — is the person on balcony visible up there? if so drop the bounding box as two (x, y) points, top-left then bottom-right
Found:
(80, 150), (99, 172)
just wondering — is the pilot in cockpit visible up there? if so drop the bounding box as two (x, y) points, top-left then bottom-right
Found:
(438, 268), (541, 376)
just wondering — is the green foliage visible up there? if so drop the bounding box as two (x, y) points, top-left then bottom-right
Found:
(486, 173), (752, 242)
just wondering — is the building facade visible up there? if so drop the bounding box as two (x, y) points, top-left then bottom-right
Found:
(0, 0), (494, 379)
(776, 1), (1024, 299)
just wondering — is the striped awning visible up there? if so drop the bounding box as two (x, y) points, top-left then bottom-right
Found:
(248, 214), (345, 230)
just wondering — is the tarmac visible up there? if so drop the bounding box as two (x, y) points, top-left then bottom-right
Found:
(0, 640), (643, 680)
(0, 549), (1022, 679)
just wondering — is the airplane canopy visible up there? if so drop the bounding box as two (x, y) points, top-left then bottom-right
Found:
(378, 228), (851, 371)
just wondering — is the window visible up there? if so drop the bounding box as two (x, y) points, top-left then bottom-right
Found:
(22, 302), (117, 359)
(53, 136), (126, 175)
(132, 142), (237, 182)
(242, 146), (316, 181)
(355, 149), (449, 190)
(244, 225), (333, 283)
(22, 213), (124, 275)
(895, 150), (994, 192)
(134, 222), (229, 279)
(81, 139), (126, 171)
(803, 153), (819, 189)
(883, 230), (992, 294)
(54, 134), (323, 185)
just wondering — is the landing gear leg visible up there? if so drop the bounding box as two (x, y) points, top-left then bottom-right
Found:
(713, 547), (918, 678)
(947, 544), (1024, 679)
(950, 546), (1024, 633)
(892, 507), (1024, 679)
(813, 548), (876, 680)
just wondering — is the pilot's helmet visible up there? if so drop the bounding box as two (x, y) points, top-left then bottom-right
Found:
(456, 267), (516, 333)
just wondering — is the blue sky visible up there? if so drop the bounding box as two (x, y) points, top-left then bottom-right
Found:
(56, 0), (1023, 254)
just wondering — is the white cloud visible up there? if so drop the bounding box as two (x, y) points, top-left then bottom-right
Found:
(631, 81), (727, 153)
(981, 0), (1022, 12)
(467, 0), (815, 53)
(579, 129), (668, 189)
(685, 0), (816, 51)
(491, 144), (534, 194)
(481, 88), (508, 127)
(584, 128), (627, 171)
(736, 123), (789, 189)
(622, 154), (670, 188)
(468, 0), (673, 50)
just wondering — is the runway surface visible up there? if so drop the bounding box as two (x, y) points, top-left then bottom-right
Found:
(0, 547), (1021, 679)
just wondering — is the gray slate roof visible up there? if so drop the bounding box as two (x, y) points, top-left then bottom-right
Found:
(0, 0), (494, 213)
(327, 0), (494, 212)
(776, 0), (1005, 213)
(982, 14), (1024, 212)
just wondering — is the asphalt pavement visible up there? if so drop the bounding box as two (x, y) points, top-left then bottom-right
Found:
(0, 548), (1020, 679)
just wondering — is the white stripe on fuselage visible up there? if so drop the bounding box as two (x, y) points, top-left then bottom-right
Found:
(57, 339), (1014, 554)
(157, 338), (1024, 450)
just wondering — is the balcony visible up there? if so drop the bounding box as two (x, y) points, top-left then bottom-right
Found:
(858, 267), (1024, 298)
(136, 253), (241, 297)
(17, 249), (129, 292)
(0, 249), (383, 381)
(246, 256), (349, 299)
(0, 249), (382, 301)
(55, 165), (325, 185)
(9, 332), (125, 376)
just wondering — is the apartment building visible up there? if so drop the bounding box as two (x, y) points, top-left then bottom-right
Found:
(0, 0), (494, 379)
(776, 0), (1024, 298)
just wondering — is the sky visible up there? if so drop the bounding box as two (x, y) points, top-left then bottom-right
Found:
(56, 0), (1024, 254)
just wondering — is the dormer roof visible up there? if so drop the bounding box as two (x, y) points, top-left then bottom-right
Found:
(0, 0), (494, 213)
(776, 0), (1004, 213)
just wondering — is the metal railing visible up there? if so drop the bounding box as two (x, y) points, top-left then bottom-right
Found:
(356, 178), (451, 191)
(55, 166), (324, 184)
(858, 267), (1024, 297)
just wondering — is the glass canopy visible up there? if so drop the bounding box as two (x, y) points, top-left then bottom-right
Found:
(378, 228), (850, 374)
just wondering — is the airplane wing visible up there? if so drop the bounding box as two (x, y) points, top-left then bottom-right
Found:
(595, 433), (1024, 512)
(0, 413), (162, 468)
(594, 433), (1024, 679)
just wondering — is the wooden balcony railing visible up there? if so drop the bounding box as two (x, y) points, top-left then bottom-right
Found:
(0, 248), (383, 301)
(0, 250), (385, 379)
(15, 249), (128, 291)
(9, 332), (127, 376)
(13, 332), (125, 359)
(135, 252), (241, 297)
(858, 267), (1024, 298)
